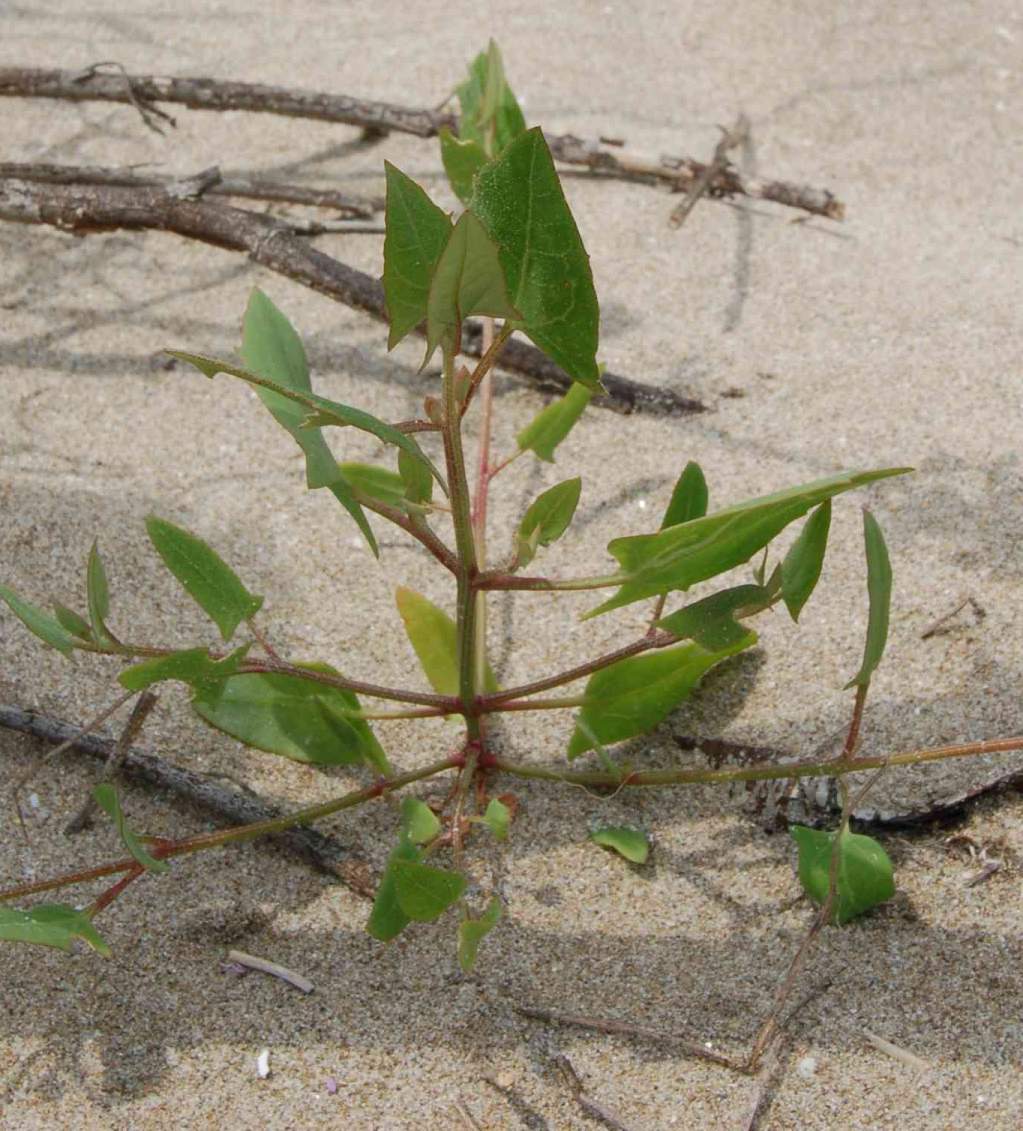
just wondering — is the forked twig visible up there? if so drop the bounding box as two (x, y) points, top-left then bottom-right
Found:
(669, 114), (750, 229)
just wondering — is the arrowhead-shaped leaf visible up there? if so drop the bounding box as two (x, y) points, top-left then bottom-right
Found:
(516, 382), (592, 463)
(439, 127), (489, 204)
(456, 40), (526, 157)
(458, 896), (502, 973)
(567, 635), (755, 758)
(0, 585), (76, 657)
(393, 859), (467, 921)
(590, 824), (650, 864)
(146, 516), (263, 641)
(656, 584), (771, 650)
(395, 587), (498, 696)
(781, 501), (832, 622)
(790, 825), (895, 924)
(400, 797), (442, 845)
(118, 646), (247, 692)
(471, 128), (601, 387)
(846, 509), (893, 689)
(93, 783), (170, 873)
(424, 210), (519, 365)
(482, 797), (510, 841)
(367, 837), (421, 942)
(516, 478), (581, 566)
(662, 461), (708, 529)
(588, 469), (910, 618)
(383, 163), (452, 348)
(0, 904), (111, 957)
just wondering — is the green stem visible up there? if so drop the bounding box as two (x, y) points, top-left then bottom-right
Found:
(474, 570), (624, 592)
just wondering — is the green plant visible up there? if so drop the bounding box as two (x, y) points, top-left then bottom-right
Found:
(0, 45), (1006, 988)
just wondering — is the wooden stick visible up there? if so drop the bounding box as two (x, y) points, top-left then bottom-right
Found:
(226, 948), (315, 993)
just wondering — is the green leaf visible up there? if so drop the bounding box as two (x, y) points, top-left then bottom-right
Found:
(568, 635), (755, 758)
(589, 469), (910, 618)
(590, 824), (650, 864)
(0, 903), (110, 957)
(118, 646), (247, 692)
(367, 837), (421, 942)
(382, 162), (453, 349)
(193, 664), (388, 770)
(846, 509), (893, 689)
(398, 448), (434, 505)
(87, 540), (113, 645)
(662, 461), (708, 529)
(439, 127), (488, 204)
(790, 825), (895, 924)
(458, 896), (502, 973)
(0, 585), (76, 657)
(516, 478), (581, 566)
(53, 605), (92, 641)
(145, 516), (263, 641)
(516, 382), (592, 463)
(393, 859), (467, 921)
(424, 210), (519, 365)
(471, 128), (601, 388)
(395, 587), (498, 696)
(338, 462), (409, 510)
(456, 40), (526, 157)
(657, 584), (771, 651)
(401, 797), (441, 845)
(93, 783), (170, 873)
(781, 501), (832, 622)
(482, 797), (510, 841)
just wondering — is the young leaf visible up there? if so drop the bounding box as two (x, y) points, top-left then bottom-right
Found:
(439, 127), (488, 204)
(392, 859), (467, 921)
(568, 635), (755, 758)
(458, 896), (502, 974)
(516, 478), (581, 566)
(471, 128), (601, 388)
(590, 824), (650, 864)
(398, 448), (434, 505)
(656, 584), (771, 651)
(53, 604), (92, 641)
(401, 797), (442, 845)
(395, 587), (498, 696)
(456, 40), (526, 157)
(424, 210), (519, 365)
(0, 903), (111, 957)
(0, 585), (76, 658)
(87, 540), (113, 645)
(382, 162), (453, 348)
(193, 664), (388, 769)
(781, 500), (832, 622)
(789, 825), (895, 925)
(338, 463), (410, 510)
(93, 783), (170, 873)
(845, 509), (893, 689)
(516, 382), (592, 463)
(145, 516), (263, 641)
(482, 797), (510, 841)
(367, 838), (421, 942)
(588, 468), (910, 618)
(118, 647), (247, 692)
(662, 461), (709, 529)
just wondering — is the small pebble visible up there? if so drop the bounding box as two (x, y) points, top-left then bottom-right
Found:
(256, 1049), (271, 1079)
(797, 1056), (818, 1079)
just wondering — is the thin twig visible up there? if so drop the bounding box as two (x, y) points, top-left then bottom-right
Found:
(862, 1028), (929, 1073)
(553, 1054), (641, 1131)
(0, 175), (699, 418)
(669, 114), (750, 229)
(226, 948), (315, 993)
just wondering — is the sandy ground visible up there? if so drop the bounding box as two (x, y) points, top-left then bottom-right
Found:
(1, 2), (1022, 1128)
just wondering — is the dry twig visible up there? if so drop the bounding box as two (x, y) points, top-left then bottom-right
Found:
(669, 114), (750, 229)
(553, 1054), (640, 1131)
(225, 948), (315, 993)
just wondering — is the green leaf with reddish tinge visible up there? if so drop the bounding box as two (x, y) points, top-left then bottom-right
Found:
(145, 516), (263, 641)
(458, 896), (502, 973)
(845, 509), (893, 689)
(662, 461), (708, 529)
(367, 837), (421, 942)
(401, 797), (442, 845)
(588, 469), (910, 618)
(516, 382), (592, 463)
(567, 635), (755, 758)
(590, 824), (650, 864)
(656, 584), (771, 651)
(790, 825), (895, 924)
(0, 903), (110, 957)
(440, 127), (488, 204)
(516, 478), (581, 566)
(395, 587), (498, 696)
(456, 41), (526, 157)
(393, 859), (467, 921)
(383, 162), (453, 348)
(93, 783), (170, 873)
(781, 501), (832, 622)
(0, 586), (76, 658)
(424, 210), (519, 365)
(471, 128), (601, 387)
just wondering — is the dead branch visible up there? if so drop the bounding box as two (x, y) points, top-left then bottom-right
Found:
(668, 114), (750, 229)
(0, 65), (845, 220)
(0, 174), (702, 416)
(0, 703), (374, 896)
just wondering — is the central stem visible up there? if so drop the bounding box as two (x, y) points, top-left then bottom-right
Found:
(442, 349), (481, 737)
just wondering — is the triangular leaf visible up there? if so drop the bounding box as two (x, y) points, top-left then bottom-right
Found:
(590, 824), (650, 864)
(482, 797), (510, 841)
(516, 382), (592, 463)
(439, 127), (488, 204)
(393, 859), (467, 921)
(145, 516), (263, 641)
(790, 825), (895, 924)
(0, 585), (76, 658)
(471, 128), (601, 387)
(395, 587), (498, 696)
(382, 163), (453, 348)
(93, 783), (170, 873)
(456, 41), (526, 157)
(367, 838), (421, 942)
(656, 584), (771, 651)
(0, 903), (110, 957)
(662, 461), (708, 529)
(781, 501), (832, 622)
(401, 797), (441, 845)
(458, 896), (502, 973)
(845, 509), (893, 689)
(516, 478), (581, 565)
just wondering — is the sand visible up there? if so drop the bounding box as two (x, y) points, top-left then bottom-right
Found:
(1, 1), (1022, 1127)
